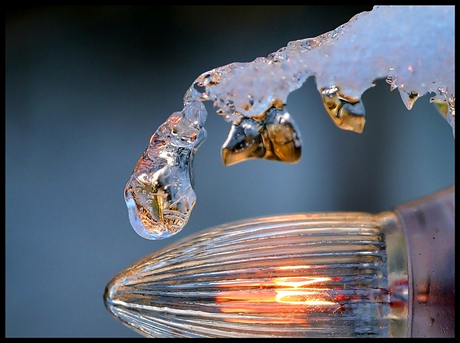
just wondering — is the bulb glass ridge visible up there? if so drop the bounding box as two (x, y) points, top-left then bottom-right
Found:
(105, 212), (408, 338)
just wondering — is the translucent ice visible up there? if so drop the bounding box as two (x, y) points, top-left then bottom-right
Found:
(320, 85), (366, 133)
(184, 5), (454, 134)
(126, 6), (454, 239)
(221, 101), (302, 165)
(124, 101), (207, 240)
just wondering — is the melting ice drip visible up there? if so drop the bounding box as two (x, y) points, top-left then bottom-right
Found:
(221, 99), (302, 166)
(125, 5), (455, 240)
(124, 101), (206, 240)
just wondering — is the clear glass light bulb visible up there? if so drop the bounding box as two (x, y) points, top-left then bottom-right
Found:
(104, 186), (454, 338)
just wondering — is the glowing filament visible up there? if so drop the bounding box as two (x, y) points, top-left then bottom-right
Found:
(274, 276), (336, 306)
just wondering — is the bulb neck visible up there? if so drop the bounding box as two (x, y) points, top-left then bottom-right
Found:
(393, 185), (455, 337)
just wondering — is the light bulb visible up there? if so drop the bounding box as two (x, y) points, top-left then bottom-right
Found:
(104, 186), (454, 338)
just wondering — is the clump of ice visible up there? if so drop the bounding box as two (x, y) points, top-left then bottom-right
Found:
(125, 6), (455, 241)
(184, 5), (455, 134)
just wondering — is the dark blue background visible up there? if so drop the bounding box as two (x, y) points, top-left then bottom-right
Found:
(6, 6), (454, 337)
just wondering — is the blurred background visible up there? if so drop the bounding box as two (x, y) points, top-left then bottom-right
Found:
(5, 6), (454, 337)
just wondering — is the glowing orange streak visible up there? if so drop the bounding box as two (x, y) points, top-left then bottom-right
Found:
(214, 268), (340, 326)
(277, 265), (311, 270)
(275, 289), (336, 305)
(215, 272), (338, 304)
(215, 289), (277, 303)
(274, 276), (331, 288)
(274, 276), (336, 306)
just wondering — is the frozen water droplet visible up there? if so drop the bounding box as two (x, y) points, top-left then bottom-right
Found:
(398, 87), (420, 110)
(320, 86), (366, 133)
(433, 99), (448, 116)
(221, 116), (264, 165)
(432, 92), (455, 136)
(221, 101), (302, 166)
(124, 100), (207, 240)
(401, 90), (420, 110)
(385, 76), (398, 91)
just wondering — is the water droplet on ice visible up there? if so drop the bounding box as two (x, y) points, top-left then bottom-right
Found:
(385, 76), (398, 91)
(400, 90), (420, 110)
(320, 85), (366, 133)
(221, 100), (301, 165)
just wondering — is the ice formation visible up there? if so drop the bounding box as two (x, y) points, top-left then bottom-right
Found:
(126, 5), (455, 239)
(221, 100), (302, 166)
(124, 101), (207, 240)
(185, 5), (454, 134)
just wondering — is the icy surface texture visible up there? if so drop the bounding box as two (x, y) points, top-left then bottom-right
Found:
(184, 5), (454, 134)
(126, 6), (454, 240)
(124, 101), (207, 240)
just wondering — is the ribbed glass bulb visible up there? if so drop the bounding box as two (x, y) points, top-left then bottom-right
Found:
(104, 212), (408, 337)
